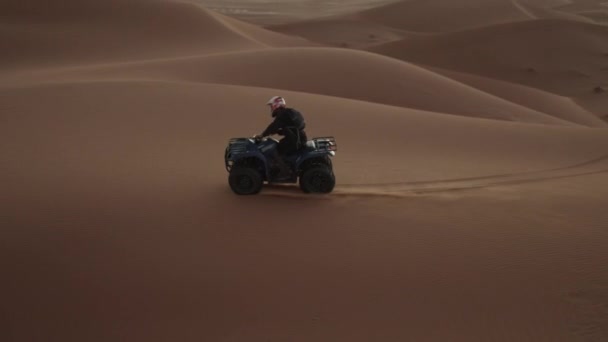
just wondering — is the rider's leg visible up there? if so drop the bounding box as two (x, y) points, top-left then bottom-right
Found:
(274, 139), (294, 176)
(272, 149), (290, 174)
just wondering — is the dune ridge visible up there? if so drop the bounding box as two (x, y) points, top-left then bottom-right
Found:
(517, 1), (597, 22)
(358, 0), (533, 33)
(266, 0), (571, 47)
(368, 18), (608, 92)
(430, 67), (607, 127)
(267, 16), (408, 49)
(4, 79), (608, 188)
(20, 47), (581, 126)
(0, 0), (310, 70)
(577, 9), (608, 23)
(368, 18), (608, 117)
(554, 0), (608, 13)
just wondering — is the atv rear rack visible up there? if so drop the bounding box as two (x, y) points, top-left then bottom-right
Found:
(309, 136), (337, 152)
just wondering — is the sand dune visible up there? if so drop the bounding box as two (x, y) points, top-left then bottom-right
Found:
(265, 0), (597, 48)
(520, 0), (572, 6)
(431, 67), (607, 127)
(195, 0), (400, 25)
(554, 0), (608, 13)
(358, 0), (533, 33)
(44, 52), (575, 125)
(3, 80), (608, 342)
(0, 0), (310, 70)
(3, 80), (607, 195)
(577, 9), (608, 23)
(518, 1), (598, 22)
(3, 1), (608, 341)
(267, 16), (408, 48)
(368, 19), (608, 116)
(368, 19), (608, 86)
(198, 9), (317, 47)
(552, 0), (608, 23)
(31, 47), (581, 126)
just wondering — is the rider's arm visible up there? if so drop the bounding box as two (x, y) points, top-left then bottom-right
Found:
(261, 116), (282, 137)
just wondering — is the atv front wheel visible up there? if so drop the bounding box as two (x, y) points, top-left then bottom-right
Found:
(300, 166), (335, 193)
(229, 166), (263, 195)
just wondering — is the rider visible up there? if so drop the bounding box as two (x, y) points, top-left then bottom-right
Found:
(256, 96), (308, 179)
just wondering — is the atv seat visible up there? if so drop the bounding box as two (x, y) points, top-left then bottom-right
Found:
(283, 141), (316, 161)
(305, 140), (316, 150)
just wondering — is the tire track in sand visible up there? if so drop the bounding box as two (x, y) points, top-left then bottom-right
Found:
(261, 154), (608, 198)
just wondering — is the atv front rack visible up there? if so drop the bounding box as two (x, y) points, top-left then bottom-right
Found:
(225, 138), (251, 172)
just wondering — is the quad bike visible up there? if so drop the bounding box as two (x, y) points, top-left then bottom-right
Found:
(224, 135), (337, 195)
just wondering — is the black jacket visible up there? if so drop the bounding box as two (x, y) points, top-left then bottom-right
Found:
(261, 107), (307, 144)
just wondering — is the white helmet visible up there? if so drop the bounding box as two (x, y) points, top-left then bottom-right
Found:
(267, 96), (286, 115)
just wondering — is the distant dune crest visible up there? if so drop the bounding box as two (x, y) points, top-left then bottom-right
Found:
(2, 0), (607, 124)
(265, 0), (608, 122)
(0, 0), (309, 69)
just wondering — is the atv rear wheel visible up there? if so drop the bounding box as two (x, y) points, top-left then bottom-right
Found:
(300, 166), (335, 193)
(229, 166), (263, 195)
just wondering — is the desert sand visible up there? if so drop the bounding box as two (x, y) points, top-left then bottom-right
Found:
(2, 0), (608, 341)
